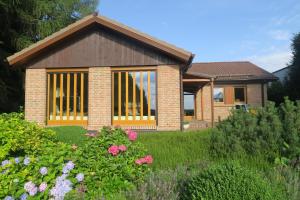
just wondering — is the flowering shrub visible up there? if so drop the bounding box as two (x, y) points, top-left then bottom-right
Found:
(0, 118), (152, 199)
(72, 127), (151, 198)
(0, 112), (56, 160)
(0, 142), (84, 199)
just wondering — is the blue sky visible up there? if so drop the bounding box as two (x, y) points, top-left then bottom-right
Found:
(98, 0), (300, 72)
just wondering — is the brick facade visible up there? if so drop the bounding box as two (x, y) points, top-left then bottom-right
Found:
(157, 65), (181, 131)
(88, 67), (111, 130)
(25, 68), (47, 126)
(195, 83), (267, 122)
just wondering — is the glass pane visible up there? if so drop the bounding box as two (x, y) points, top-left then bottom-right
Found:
(56, 74), (60, 119)
(143, 72), (148, 119)
(121, 72), (126, 119)
(150, 71), (156, 119)
(62, 74), (67, 119)
(69, 73), (74, 119)
(84, 73), (88, 118)
(234, 88), (245, 102)
(135, 72), (141, 119)
(214, 88), (224, 102)
(128, 72), (133, 120)
(76, 73), (81, 119)
(113, 72), (118, 119)
(49, 74), (53, 120)
(184, 93), (194, 116)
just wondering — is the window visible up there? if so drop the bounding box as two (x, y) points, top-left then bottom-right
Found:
(112, 70), (156, 125)
(47, 70), (88, 125)
(234, 87), (245, 102)
(214, 87), (224, 102)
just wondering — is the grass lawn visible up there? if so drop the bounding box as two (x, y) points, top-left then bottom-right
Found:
(48, 126), (88, 147)
(138, 130), (211, 169)
(51, 126), (212, 169)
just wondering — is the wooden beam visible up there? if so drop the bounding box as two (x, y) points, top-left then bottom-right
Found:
(125, 72), (128, 120)
(133, 72), (136, 120)
(118, 72), (121, 120)
(74, 73), (77, 120)
(60, 74), (63, 120)
(147, 71), (151, 119)
(53, 74), (57, 120)
(47, 74), (50, 120)
(140, 72), (143, 119)
(46, 68), (89, 73)
(66, 73), (70, 120)
(80, 73), (84, 120)
(183, 79), (210, 82)
(210, 79), (215, 127)
(112, 72), (114, 120)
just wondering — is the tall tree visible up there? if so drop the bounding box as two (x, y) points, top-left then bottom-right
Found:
(0, 0), (98, 113)
(286, 33), (300, 100)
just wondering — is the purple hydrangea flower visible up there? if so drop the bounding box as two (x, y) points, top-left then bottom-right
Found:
(4, 196), (14, 200)
(23, 157), (30, 166)
(75, 173), (84, 182)
(20, 193), (28, 200)
(1, 160), (11, 167)
(50, 174), (73, 199)
(62, 161), (75, 174)
(40, 167), (48, 175)
(24, 181), (37, 196)
(14, 157), (20, 164)
(39, 182), (47, 192)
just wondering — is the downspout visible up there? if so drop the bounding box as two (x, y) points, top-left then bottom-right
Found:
(180, 69), (184, 131)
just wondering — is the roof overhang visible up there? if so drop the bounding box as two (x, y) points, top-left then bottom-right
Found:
(7, 14), (193, 67)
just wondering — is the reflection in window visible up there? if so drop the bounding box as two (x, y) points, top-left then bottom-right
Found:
(234, 87), (245, 102)
(113, 70), (156, 123)
(214, 87), (224, 102)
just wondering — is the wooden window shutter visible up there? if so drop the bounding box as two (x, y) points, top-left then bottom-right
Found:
(224, 86), (234, 104)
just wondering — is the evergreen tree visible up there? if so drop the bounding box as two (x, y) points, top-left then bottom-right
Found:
(286, 33), (300, 100)
(0, 0), (98, 113)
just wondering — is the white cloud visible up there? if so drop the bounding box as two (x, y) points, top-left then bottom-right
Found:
(247, 51), (292, 72)
(269, 30), (291, 41)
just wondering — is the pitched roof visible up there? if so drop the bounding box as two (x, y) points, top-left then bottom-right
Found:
(187, 61), (277, 81)
(7, 14), (193, 66)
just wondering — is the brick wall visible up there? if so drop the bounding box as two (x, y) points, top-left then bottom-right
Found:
(157, 65), (181, 131)
(195, 83), (266, 122)
(88, 67), (111, 130)
(25, 68), (47, 126)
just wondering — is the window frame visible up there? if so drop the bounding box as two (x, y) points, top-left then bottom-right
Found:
(234, 86), (247, 103)
(213, 87), (225, 103)
(111, 67), (157, 126)
(46, 68), (88, 126)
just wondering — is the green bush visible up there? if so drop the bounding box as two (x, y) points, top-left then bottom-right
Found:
(184, 162), (286, 200)
(0, 115), (152, 199)
(72, 127), (151, 198)
(0, 112), (56, 160)
(210, 98), (300, 160)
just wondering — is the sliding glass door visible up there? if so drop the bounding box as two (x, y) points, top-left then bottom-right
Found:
(47, 69), (88, 126)
(112, 70), (156, 126)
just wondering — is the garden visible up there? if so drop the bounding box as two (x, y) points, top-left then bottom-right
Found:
(1, 98), (300, 199)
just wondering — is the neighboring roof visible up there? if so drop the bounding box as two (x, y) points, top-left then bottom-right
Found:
(272, 66), (291, 74)
(187, 61), (277, 81)
(7, 14), (193, 66)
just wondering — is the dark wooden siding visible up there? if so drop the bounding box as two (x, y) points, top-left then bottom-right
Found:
(25, 25), (183, 68)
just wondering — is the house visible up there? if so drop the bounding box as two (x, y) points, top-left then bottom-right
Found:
(7, 14), (277, 131)
(273, 66), (290, 83)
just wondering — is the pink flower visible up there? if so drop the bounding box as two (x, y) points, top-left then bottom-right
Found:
(126, 130), (137, 141)
(108, 145), (119, 156)
(39, 182), (47, 192)
(135, 155), (154, 165)
(135, 159), (143, 165)
(118, 145), (127, 152)
(144, 155), (153, 164)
